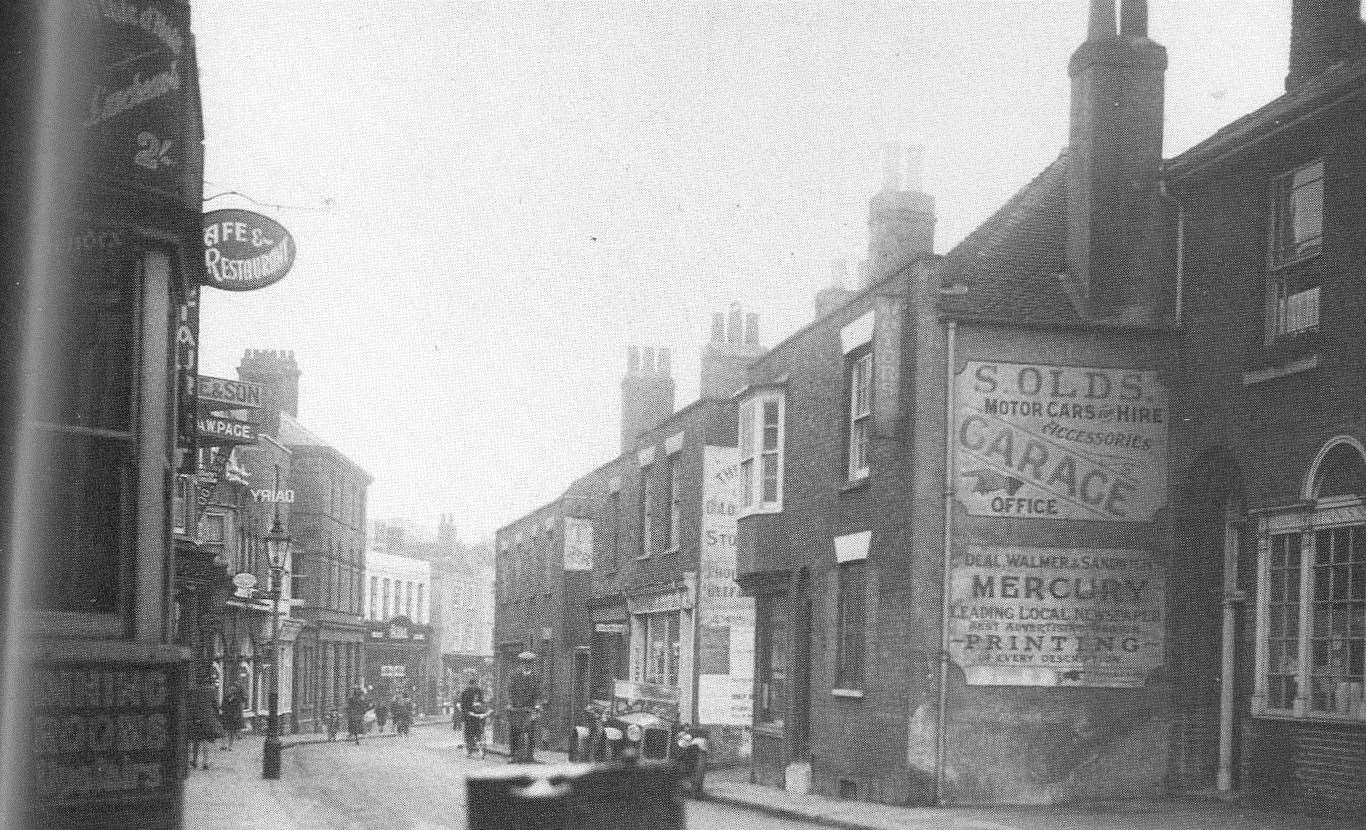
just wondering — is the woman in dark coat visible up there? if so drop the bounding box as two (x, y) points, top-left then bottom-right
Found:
(188, 673), (225, 769)
(345, 687), (370, 745)
(220, 683), (245, 750)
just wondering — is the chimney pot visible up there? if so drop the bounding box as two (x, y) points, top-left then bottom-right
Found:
(830, 258), (848, 288)
(1088, 0), (1117, 40)
(880, 142), (903, 191)
(642, 346), (656, 374)
(1119, 0), (1148, 37)
(711, 312), (725, 342)
(744, 313), (759, 345)
(727, 304), (743, 343)
(658, 347), (672, 377)
(628, 346), (640, 373)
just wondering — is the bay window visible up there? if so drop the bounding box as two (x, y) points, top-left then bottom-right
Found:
(739, 391), (784, 514)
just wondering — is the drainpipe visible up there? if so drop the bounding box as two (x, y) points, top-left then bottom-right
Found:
(934, 320), (957, 805)
(1158, 175), (1185, 326)
(1217, 499), (1245, 792)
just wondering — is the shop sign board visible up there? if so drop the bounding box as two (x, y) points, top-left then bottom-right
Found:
(32, 663), (178, 806)
(954, 362), (1168, 522)
(564, 516), (593, 571)
(947, 545), (1165, 687)
(196, 375), (263, 411)
(201, 209), (296, 291)
(697, 446), (754, 726)
(196, 415), (257, 446)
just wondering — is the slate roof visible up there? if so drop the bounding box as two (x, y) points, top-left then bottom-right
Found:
(936, 153), (1082, 327)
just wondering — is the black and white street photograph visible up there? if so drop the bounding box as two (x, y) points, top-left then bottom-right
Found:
(1, 1), (1364, 828)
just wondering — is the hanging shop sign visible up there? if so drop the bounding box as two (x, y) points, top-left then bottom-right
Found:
(201, 209), (296, 291)
(196, 415), (258, 446)
(196, 375), (263, 411)
(697, 446), (754, 726)
(947, 545), (1165, 687)
(954, 362), (1168, 522)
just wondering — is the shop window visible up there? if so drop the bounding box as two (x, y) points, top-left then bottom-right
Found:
(1256, 439), (1366, 720)
(835, 560), (867, 690)
(640, 612), (681, 687)
(1267, 160), (1323, 339)
(846, 349), (873, 482)
(756, 596), (789, 727)
(739, 392), (785, 515)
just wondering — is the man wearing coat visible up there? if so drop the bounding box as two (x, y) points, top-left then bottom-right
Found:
(506, 651), (542, 763)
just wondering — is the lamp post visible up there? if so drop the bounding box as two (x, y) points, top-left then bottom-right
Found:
(262, 478), (290, 780)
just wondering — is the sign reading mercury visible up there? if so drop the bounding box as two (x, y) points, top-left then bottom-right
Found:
(954, 362), (1168, 521)
(949, 546), (1165, 687)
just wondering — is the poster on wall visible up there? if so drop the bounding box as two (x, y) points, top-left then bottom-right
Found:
(564, 516), (593, 571)
(954, 362), (1168, 522)
(947, 545), (1165, 687)
(697, 446), (755, 725)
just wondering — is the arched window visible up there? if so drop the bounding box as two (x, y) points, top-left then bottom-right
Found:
(1257, 437), (1366, 721)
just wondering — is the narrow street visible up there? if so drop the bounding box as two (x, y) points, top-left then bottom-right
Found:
(185, 730), (816, 830)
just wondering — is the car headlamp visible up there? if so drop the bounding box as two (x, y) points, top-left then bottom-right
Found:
(625, 724), (643, 742)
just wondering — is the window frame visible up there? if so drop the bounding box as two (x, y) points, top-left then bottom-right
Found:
(638, 464), (655, 560)
(835, 559), (868, 691)
(1265, 159), (1324, 341)
(846, 348), (874, 482)
(664, 450), (682, 554)
(738, 391), (785, 516)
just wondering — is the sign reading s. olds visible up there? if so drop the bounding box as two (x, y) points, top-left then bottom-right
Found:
(202, 209), (295, 291)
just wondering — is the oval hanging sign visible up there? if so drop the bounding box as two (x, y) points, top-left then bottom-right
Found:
(201, 209), (296, 291)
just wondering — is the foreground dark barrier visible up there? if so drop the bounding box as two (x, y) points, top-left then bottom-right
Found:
(467, 760), (684, 830)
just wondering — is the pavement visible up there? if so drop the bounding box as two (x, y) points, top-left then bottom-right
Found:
(186, 723), (1361, 830)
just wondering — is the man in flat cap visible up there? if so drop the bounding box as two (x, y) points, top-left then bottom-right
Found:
(506, 651), (542, 763)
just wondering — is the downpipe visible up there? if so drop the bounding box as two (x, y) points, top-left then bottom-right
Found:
(934, 320), (957, 806)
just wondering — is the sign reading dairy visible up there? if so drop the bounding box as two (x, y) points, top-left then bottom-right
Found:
(955, 362), (1168, 521)
(948, 546), (1164, 687)
(697, 447), (755, 726)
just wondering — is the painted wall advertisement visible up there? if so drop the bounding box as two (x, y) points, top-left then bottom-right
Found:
(564, 516), (593, 572)
(948, 546), (1165, 687)
(954, 362), (1168, 522)
(697, 446), (755, 725)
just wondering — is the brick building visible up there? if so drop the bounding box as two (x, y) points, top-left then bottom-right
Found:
(738, 0), (1181, 806)
(1161, 0), (1366, 817)
(237, 350), (372, 732)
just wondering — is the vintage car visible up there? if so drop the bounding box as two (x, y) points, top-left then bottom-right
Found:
(569, 680), (708, 797)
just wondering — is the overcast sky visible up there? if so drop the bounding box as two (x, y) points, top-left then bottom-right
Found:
(192, 1), (1291, 543)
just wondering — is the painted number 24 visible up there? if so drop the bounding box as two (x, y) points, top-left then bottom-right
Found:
(134, 132), (174, 171)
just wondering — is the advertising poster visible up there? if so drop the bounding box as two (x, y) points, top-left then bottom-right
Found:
(697, 446), (755, 725)
(948, 545), (1165, 687)
(564, 516), (593, 571)
(954, 362), (1168, 522)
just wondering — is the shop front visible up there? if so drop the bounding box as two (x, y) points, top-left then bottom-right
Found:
(364, 616), (433, 709)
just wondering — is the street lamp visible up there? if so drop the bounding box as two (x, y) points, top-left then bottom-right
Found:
(262, 469), (290, 780)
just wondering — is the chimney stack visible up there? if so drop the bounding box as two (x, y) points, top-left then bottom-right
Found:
(700, 302), (767, 400)
(1286, 0), (1366, 93)
(236, 348), (302, 437)
(1065, 0), (1167, 322)
(814, 258), (857, 318)
(620, 343), (675, 452)
(867, 143), (935, 286)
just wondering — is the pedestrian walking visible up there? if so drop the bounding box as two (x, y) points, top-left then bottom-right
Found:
(458, 675), (489, 759)
(345, 686), (370, 745)
(374, 698), (390, 733)
(323, 708), (341, 742)
(506, 651), (542, 763)
(219, 683), (245, 751)
(188, 669), (225, 769)
(392, 691), (414, 736)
